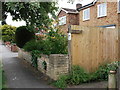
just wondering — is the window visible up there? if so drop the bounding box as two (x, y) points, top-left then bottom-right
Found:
(83, 8), (90, 21)
(118, 0), (120, 13)
(59, 16), (66, 25)
(97, 3), (107, 17)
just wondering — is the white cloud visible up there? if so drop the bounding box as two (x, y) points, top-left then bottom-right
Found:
(6, 13), (26, 27)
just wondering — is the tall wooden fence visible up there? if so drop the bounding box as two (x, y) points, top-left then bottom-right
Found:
(70, 25), (119, 72)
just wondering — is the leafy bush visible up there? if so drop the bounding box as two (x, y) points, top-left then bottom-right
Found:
(15, 26), (35, 48)
(46, 30), (68, 54)
(53, 61), (119, 88)
(0, 25), (16, 42)
(53, 75), (68, 88)
(23, 39), (51, 55)
(68, 66), (90, 85)
(90, 61), (119, 81)
(23, 30), (68, 55)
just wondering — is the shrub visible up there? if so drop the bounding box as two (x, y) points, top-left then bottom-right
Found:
(90, 61), (119, 81)
(53, 75), (68, 88)
(46, 30), (68, 54)
(23, 30), (68, 55)
(23, 40), (42, 52)
(15, 26), (35, 48)
(53, 66), (90, 88)
(53, 61), (119, 88)
(68, 66), (90, 85)
(0, 25), (16, 42)
(23, 39), (51, 55)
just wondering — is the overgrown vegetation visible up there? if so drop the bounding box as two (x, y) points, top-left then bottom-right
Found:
(0, 25), (16, 43)
(15, 26), (35, 48)
(53, 61), (119, 88)
(31, 50), (41, 69)
(23, 29), (68, 69)
(0, 61), (7, 89)
(23, 30), (68, 55)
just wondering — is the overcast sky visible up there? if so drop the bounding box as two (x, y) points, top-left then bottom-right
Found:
(5, 0), (93, 27)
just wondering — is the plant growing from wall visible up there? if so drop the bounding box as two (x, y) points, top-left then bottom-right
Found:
(31, 50), (41, 69)
(0, 25), (16, 42)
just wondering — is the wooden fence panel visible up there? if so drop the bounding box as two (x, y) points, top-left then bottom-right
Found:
(71, 25), (119, 72)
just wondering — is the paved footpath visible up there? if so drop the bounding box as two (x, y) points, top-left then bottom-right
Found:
(1, 43), (52, 88)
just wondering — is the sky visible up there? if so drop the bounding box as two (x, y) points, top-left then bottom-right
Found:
(5, 0), (94, 27)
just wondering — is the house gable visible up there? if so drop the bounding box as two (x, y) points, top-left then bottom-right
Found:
(78, 0), (119, 28)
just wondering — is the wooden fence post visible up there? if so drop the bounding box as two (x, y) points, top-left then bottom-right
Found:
(68, 25), (72, 73)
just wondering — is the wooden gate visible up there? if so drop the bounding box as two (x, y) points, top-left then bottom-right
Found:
(69, 25), (119, 72)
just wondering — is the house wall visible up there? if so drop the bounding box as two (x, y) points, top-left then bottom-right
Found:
(58, 10), (79, 34)
(58, 10), (68, 34)
(79, 1), (119, 27)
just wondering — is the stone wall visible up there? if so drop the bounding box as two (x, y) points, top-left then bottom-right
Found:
(18, 49), (69, 80)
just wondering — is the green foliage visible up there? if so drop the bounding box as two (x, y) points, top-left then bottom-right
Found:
(47, 30), (68, 54)
(15, 26), (35, 48)
(90, 61), (119, 81)
(68, 66), (90, 85)
(53, 75), (68, 88)
(23, 30), (68, 54)
(23, 39), (51, 55)
(53, 61), (119, 88)
(2, 2), (58, 29)
(31, 50), (41, 69)
(0, 25), (16, 42)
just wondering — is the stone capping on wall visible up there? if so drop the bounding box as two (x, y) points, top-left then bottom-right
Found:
(18, 49), (69, 80)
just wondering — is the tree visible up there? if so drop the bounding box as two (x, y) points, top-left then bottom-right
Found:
(2, 2), (58, 30)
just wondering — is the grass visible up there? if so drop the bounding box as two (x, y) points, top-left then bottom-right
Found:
(0, 60), (7, 89)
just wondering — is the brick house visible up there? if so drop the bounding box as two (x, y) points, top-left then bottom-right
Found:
(77, 0), (120, 28)
(57, 8), (79, 34)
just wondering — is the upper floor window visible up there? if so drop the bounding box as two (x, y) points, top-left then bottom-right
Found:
(83, 8), (90, 21)
(118, 0), (120, 13)
(97, 3), (107, 17)
(59, 16), (66, 25)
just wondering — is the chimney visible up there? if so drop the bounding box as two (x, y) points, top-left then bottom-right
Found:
(76, 3), (82, 11)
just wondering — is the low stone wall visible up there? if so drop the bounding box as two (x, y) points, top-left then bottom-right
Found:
(18, 49), (69, 80)
(18, 49), (32, 63)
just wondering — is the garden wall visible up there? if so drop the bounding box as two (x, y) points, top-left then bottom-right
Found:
(18, 49), (69, 80)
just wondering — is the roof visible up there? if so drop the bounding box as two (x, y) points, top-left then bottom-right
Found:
(57, 8), (79, 16)
(77, 0), (98, 11)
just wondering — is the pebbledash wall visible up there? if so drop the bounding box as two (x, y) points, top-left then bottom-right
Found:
(18, 49), (69, 80)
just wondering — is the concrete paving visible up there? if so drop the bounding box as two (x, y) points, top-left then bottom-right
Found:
(1, 43), (52, 88)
